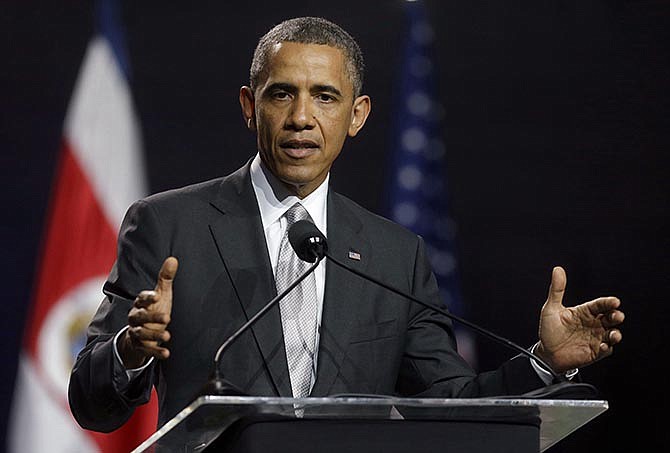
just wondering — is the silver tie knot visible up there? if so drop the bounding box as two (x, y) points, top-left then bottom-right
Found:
(284, 202), (310, 226)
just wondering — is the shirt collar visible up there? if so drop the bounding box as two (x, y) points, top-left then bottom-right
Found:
(250, 153), (328, 234)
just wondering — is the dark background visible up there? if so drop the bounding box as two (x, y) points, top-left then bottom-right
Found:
(2, 1), (668, 451)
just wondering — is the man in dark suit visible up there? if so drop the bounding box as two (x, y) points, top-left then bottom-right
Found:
(68, 17), (624, 433)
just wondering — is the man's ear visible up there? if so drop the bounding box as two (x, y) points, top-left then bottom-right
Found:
(239, 86), (256, 131)
(348, 95), (371, 137)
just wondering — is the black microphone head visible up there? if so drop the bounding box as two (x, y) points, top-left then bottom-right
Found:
(288, 220), (328, 262)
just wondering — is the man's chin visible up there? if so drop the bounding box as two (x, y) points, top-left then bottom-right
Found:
(277, 171), (324, 198)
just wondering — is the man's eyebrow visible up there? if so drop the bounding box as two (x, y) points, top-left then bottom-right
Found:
(265, 82), (297, 93)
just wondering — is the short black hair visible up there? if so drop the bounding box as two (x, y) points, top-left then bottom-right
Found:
(250, 17), (365, 98)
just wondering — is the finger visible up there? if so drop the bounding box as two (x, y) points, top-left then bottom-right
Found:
(598, 329), (622, 356)
(601, 310), (625, 328)
(133, 344), (171, 360)
(598, 342), (614, 357)
(134, 290), (159, 308)
(128, 308), (171, 327)
(587, 297), (621, 317)
(606, 328), (622, 345)
(155, 257), (179, 293)
(546, 266), (567, 307)
(128, 326), (171, 343)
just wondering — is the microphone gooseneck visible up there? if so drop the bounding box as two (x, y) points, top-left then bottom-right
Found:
(323, 251), (565, 383)
(201, 221), (326, 396)
(212, 258), (323, 367)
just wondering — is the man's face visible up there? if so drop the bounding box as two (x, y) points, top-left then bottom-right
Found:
(240, 42), (371, 197)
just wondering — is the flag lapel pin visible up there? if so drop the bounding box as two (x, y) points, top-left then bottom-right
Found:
(348, 249), (361, 261)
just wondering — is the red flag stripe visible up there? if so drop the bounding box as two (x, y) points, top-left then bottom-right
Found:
(24, 139), (117, 358)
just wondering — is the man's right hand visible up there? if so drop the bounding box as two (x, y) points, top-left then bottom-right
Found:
(118, 257), (179, 369)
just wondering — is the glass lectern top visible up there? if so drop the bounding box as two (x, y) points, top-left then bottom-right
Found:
(132, 396), (608, 453)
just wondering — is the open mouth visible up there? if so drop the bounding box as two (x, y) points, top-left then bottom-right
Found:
(279, 139), (320, 158)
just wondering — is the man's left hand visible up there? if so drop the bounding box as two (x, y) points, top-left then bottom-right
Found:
(535, 266), (624, 373)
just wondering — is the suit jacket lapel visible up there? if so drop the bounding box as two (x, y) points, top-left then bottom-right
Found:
(208, 163), (291, 396)
(311, 191), (371, 396)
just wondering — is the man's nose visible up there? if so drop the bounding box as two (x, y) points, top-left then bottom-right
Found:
(286, 95), (316, 130)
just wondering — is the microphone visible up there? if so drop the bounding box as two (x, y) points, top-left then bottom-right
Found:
(289, 220), (569, 385)
(288, 218), (328, 262)
(199, 222), (326, 396)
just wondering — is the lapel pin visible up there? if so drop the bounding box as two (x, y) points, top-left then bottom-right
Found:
(348, 250), (361, 261)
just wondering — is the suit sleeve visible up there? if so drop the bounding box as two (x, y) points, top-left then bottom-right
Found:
(68, 199), (168, 432)
(396, 236), (546, 398)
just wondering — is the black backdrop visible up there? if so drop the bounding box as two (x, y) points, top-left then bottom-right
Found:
(2, 1), (668, 451)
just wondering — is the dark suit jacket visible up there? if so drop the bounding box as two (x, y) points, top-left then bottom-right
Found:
(68, 162), (545, 433)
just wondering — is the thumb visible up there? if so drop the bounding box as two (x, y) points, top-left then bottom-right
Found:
(155, 256), (179, 293)
(546, 266), (567, 307)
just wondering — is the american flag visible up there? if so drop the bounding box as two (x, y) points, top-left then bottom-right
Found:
(386, 0), (476, 366)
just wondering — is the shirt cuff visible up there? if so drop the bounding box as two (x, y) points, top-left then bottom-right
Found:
(529, 343), (578, 384)
(113, 325), (155, 381)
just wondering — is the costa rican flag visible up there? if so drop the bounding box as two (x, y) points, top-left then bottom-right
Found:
(8, 1), (158, 451)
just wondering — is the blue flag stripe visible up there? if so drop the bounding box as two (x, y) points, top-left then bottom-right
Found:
(95, 0), (131, 80)
(386, 1), (465, 321)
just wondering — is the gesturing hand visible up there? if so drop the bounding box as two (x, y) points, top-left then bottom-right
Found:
(535, 266), (624, 373)
(119, 257), (179, 369)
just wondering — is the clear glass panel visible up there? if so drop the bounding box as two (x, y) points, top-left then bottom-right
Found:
(132, 396), (608, 453)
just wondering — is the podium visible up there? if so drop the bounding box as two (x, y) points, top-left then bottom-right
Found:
(131, 395), (608, 453)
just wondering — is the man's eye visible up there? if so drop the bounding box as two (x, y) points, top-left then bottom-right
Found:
(316, 93), (335, 102)
(272, 91), (290, 100)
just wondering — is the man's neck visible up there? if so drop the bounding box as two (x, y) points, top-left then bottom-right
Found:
(258, 161), (296, 200)
(257, 158), (327, 201)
